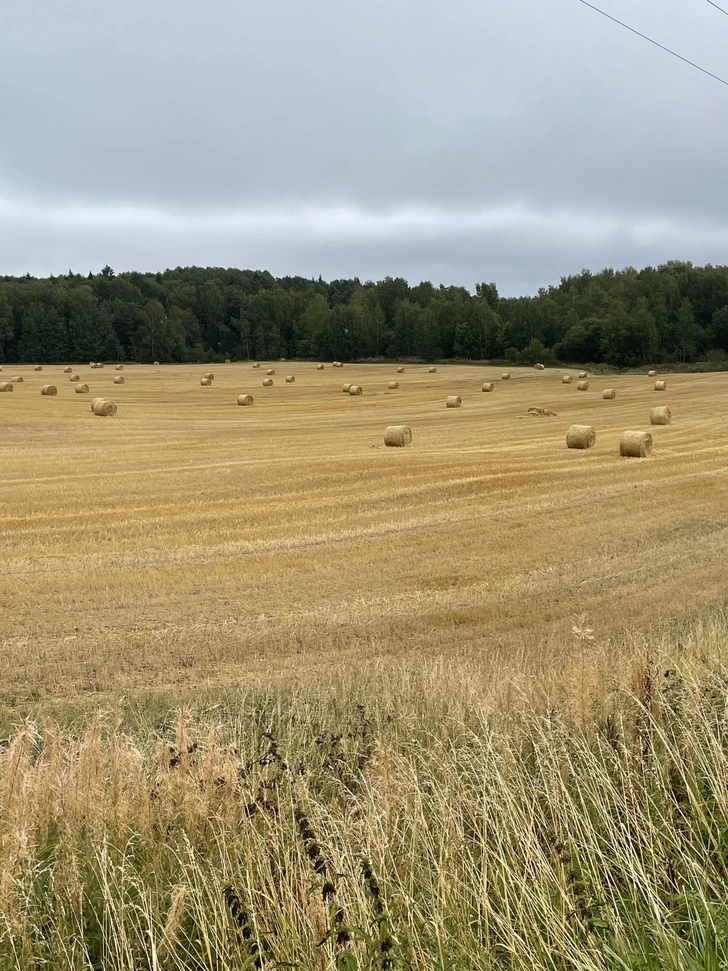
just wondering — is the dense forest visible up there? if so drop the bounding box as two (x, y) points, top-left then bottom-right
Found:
(2, 260), (728, 367)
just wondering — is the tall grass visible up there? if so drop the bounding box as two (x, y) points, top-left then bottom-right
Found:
(1, 611), (728, 969)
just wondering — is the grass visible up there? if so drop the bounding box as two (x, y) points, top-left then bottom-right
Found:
(1, 361), (728, 967)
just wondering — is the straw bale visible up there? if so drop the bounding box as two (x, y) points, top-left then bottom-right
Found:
(262, 378), (273, 386)
(0, 382), (14, 391)
(348, 385), (363, 395)
(566, 424), (596, 449)
(654, 380), (666, 391)
(205, 372), (214, 381)
(12, 376), (23, 382)
(225, 359), (231, 364)
(317, 364), (325, 370)
(285, 375), (295, 382)
(70, 374), (80, 382)
(562, 375), (573, 384)
(577, 380), (590, 391)
(237, 394), (254, 406)
(115, 365), (124, 370)
(650, 406), (672, 425)
(253, 362), (261, 368)
(602, 389), (616, 399)
(40, 385), (57, 395)
(74, 384), (90, 393)
(200, 377), (212, 386)
(266, 369), (275, 375)
(92, 398), (117, 416)
(63, 367), (72, 373)
(154, 361), (160, 366)
(482, 382), (494, 392)
(446, 395), (462, 408)
(620, 430), (652, 457)
(114, 375), (125, 384)
(384, 425), (412, 447)
(527, 407), (558, 417)
(396, 366), (405, 373)
(34, 365), (43, 371)
(388, 381), (399, 389)
(534, 363), (545, 370)
(428, 366), (437, 373)
(501, 372), (511, 380)
(578, 371), (588, 378)
(342, 383), (351, 393)
(648, 370), (657, 377)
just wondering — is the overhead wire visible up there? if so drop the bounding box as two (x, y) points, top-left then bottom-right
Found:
(703, 0), (728, 17)
(578, 0), (728, 88)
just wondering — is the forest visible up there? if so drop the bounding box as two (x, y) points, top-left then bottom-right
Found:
(2, 260), (728, 367)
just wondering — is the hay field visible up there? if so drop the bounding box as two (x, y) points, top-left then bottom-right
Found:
(1, 360), (727, 714)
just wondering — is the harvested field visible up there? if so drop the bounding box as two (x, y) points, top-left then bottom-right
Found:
(1, 362), (727, 715)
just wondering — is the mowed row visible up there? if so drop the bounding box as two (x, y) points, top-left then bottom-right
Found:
(1, 361), (727, 710)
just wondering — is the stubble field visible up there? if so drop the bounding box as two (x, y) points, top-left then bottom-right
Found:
(3, 361), (728, 969)
(1, 360), (727, 716)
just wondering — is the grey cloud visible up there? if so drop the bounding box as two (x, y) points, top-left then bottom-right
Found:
(1, 0), (728, 290)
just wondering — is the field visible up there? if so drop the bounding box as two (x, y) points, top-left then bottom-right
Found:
(2, 361), (728, 712)
(2, 361), (728, 969)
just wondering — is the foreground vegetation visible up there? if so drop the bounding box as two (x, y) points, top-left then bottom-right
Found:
(2, 259), (728, 367)
(2, 607), (728, 970)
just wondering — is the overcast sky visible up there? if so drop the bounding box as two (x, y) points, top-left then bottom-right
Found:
(1, 0), (727, 294)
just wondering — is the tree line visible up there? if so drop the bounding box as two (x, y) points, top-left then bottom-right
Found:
(2, 260), (728, 367)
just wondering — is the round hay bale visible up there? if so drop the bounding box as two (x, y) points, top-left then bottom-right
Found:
(92, 398), (117, 416)
(98, 363), (105, 369)
(428, 366), (437, 373)
(237, 394), (254, 406)
(384, 425), (412, 447)
(70, 374), (80, 382)
(566, 424), (596, 449)
(115, 364), (124, 370)
(654, 380), (666, 391)
(285, 375), (295, 383)
(501, 372), (511, 380)
(446, 395), (462, 408)
(0, 381), (14, 392)
(262, 378), (273, 387)
(34, 365), (43, 371)
(113, 375), (125, 384)
(342, 383), (351, 393)
(648, 370), (657, 377)
(562, 375), (573, 384)
(266, 369), (275, 376)
(578, 371), (588, 379)
(225, 358), (231, 364)
(602, 388), (616, 399)
(650, 406), (672, 425)
(74, 383), (90, 394)
(396, 366), (405, 373)
(482, 382), (494, 392)
(204, 372), (214, 381)
(200, 377), (212, 386)
(388, 381), (399, 390)
(534, 363), (545, 370)
(253, 362), (261, 369)
(620, 430), (652, 457)
(577, 380), (590, 391)
(63, 366), (72, 373)
(348, 385), (363, 396)
(12, 376), (23, 383)
(40, 385), (57, 395)
(154, 361), (160, 366)
(91, 397), (105, 410)
(316, 364), (325, 370)
(279, 358), (286, 362)
(89, 362), (97, 368)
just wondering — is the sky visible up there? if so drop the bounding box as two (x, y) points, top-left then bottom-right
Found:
(1, 0), (727, 295)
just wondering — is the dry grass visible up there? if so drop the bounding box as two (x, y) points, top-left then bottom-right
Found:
(0, 362), (727, 720)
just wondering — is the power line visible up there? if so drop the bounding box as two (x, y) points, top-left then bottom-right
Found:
(578, 0), (728, 88)
(704, 0), (728, 17)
